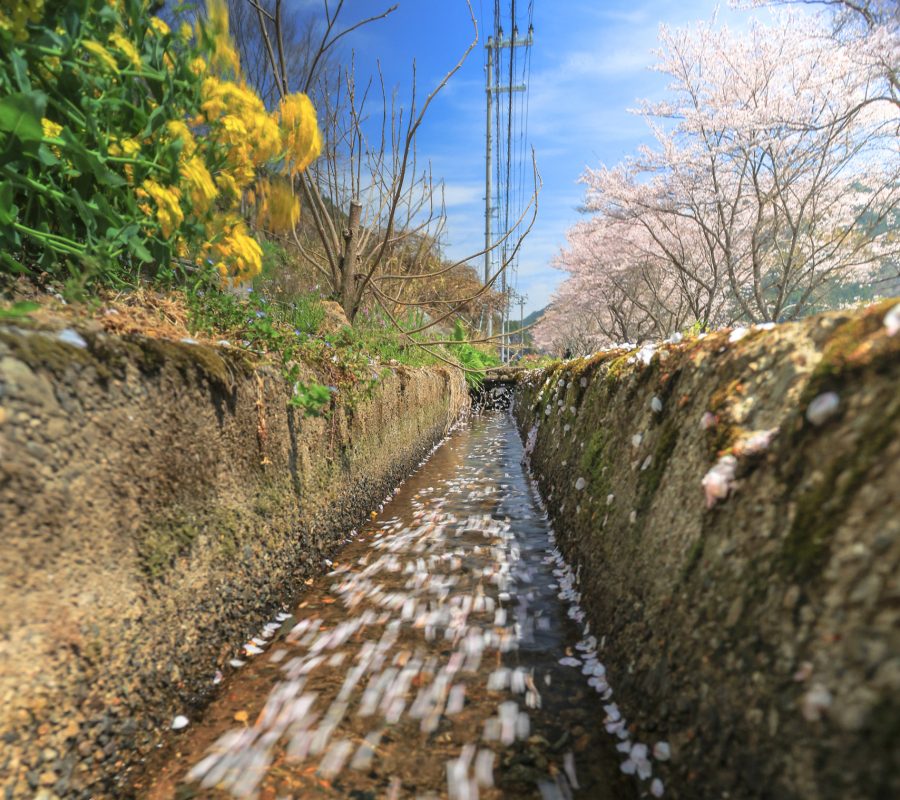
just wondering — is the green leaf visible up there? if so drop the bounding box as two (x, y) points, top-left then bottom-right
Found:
(9, 50), (32, 93)
(0, 253), (29, 275)
(0, 301), (40, 319)
(37, 143), (60, 166)
(68, 188), (97, 230)
(59, 129), (125, 188)
(0, 181), (15, 225)
(0, 92), (47, 142)
(128, 235), (153, 263)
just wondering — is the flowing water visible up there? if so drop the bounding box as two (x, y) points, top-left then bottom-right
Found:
(144, 410), (638, 800)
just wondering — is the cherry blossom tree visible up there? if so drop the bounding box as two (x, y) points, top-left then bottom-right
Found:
(747, 1), (899, 111)
(540, 9), (900, 352)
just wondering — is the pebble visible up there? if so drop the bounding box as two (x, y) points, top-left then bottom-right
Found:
(884, 302), (900, 335)
(56, 328), (87, 349)
(806, 392), (840, 426)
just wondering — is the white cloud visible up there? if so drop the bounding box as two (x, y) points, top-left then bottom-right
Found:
(439, 182), (484, 208)
(558, 48), (655, 79)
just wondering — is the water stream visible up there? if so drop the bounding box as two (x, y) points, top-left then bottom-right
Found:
(145, 410), (640, 800)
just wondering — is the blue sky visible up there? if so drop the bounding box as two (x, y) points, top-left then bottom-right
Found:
(302, 1), (766, 314)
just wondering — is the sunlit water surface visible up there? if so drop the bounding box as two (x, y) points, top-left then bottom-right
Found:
(146, 411), (638, 800)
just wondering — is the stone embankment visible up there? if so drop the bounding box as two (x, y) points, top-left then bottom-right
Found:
(511, 300), (899, 800)
(0, 321), (467, 798)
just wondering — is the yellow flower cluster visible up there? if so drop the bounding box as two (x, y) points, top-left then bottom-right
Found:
(138, 180), (183, 238)
(41, 118), (62, 139)
(149, 17), (169, 37)
(201, 76), (282, 191)
(165, 120), (197, 157)
(41, 117), (63, 159)
(109, 31), (141, 69)
(205, 217), (263, 282)
(82, 39), (117, 71)
(256, 178), (301, 234)
(205, 0), (241, 77)
(279, 93), (322, 177)
(0, 0), (44, 40)
(108, 136), (140, 182)
(119, 0), (322, 284)
(181, 156), (217, 214)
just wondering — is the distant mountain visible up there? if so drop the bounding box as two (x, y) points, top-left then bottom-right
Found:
(504, 305), (546, 355)
(507, 305), (545, 331)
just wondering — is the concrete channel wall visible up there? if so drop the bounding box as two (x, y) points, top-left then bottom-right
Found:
(510, 301), (900, 800)
(0, 322), (468, 798)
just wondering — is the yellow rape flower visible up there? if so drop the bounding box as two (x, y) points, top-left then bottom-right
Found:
(205, 0), (241, 77)
(200, 77), (260, 121)
(215, 172), (239, 199)
(180, 156), (217, 214)
(139, 180), (184, 238)
(257, 178), (300, 234)
(109, 137), (140, 183)
(178, 22), (192, 41)
(37, 55), (61, 81)
(200, 77), (281, 176)
(149, 17), (170, 36)
(109, 31), (141, 69)
(0, 0), (44, 41)
(279, 93), (322, 175)
(166, 120), (196, 157)
(41, 118), (62, 158)
(41, 118), (62, 139)
(190, 57), (207, 76)
(207, 218), (262, 283)
(82, 39), (117, 71)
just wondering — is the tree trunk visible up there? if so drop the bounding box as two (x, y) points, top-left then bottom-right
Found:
(340, 200), (362, 322)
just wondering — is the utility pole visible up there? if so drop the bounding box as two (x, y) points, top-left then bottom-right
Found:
(484, 37), (494, 338)
(483, 22), (533, 342)
(500, 289), (527, 363)
(518, 292), (527, 359)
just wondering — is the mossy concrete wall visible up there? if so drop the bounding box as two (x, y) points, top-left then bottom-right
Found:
(512, 301), (899, 800)
(0, 322), (467, 799)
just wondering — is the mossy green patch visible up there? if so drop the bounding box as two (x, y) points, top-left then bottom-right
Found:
(803, 298), (900, 401)
(604, 352), (636, 383)
(0, 328), (103, 377)
(134, 337), (243, 391)
(780, 387), (900, 581)
(681, 534), (705, 581)
(137, 515), (203, 579)
(136, 504), (256, 579)
(637, 419), (679, 515)
(252, 479), (293, 517)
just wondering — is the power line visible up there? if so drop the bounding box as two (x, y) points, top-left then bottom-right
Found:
(482, 1), (533, 360)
